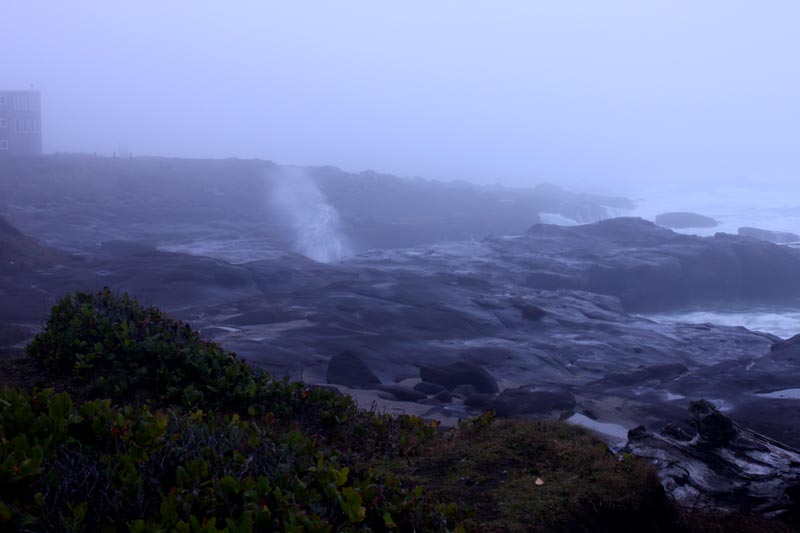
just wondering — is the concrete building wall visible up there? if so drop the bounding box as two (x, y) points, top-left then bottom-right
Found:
(0, 90), (42, 157)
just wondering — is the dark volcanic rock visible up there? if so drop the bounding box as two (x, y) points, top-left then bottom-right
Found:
(772, 334), (800, 354)
(419, 362), (499, 393)
(489, 386), (576, 417)
(452, 384), (478, 397)
(434, 390), (453, 403)
(464, 393), (496, 408)
(224, 308), (301, 326)
(98, 240), (158, 256)
(738, 226), (800, 244)
(521, 218), (800, 310)
(655, 212), (718, 229)
(417, 398), (441, 406)
(413, 381), (446, 395)
(627, 400), (800, 517)
(326, 350), (380, 388)
(511, 299), (547, 321)
(375, 385), (427, 402)
(585, 364), (688, 389)
(691, 400), (738, 445)
(529, 183), (635, 223)
(0, 215), (63, 273)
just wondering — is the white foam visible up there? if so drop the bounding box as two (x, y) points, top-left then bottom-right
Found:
(645, 309), (800, 339)
(538, 212), (580, 226)
(268, 169), (351, 263)
(756, 388), (800, 400)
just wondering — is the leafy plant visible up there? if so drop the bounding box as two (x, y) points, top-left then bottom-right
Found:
(0, 388), (461, 531)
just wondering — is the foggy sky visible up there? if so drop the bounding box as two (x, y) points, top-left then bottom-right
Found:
(4, 1), (800, 194)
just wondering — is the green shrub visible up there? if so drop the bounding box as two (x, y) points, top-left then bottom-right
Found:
(0, 388), (462, 532)
(27, 288), (264, 411)
(8, 289), (464, 531)
(23, 288), (440, 456)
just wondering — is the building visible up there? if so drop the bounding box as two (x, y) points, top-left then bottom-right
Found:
(0, 90), (42, 157)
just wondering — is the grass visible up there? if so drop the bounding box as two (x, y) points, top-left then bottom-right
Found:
(405, 414), (678, 532)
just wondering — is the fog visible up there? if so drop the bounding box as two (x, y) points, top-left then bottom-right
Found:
(4, 1), (800, 195)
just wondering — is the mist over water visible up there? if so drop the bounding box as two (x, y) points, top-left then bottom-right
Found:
(629, 181), (800, 238)
(268, 169), (351, 263)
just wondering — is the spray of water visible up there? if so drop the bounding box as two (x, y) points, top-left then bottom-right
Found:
(268, 169), (351, 262)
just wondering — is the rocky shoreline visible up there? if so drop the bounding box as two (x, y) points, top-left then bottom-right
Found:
(3, 159), (800, 518)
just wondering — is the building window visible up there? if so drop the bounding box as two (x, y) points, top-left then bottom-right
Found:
(13, 95), (28, 111)
(0, 140), (8, 150)
(0, 96), (6, 105)
(15, 120), (20, 132)
(0, 119), (6, 128)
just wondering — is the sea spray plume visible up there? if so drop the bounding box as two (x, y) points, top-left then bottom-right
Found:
(268, 169), (351, 262)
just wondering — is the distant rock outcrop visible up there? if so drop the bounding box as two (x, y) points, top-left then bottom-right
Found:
(738, 226), (800, 244)
(529, 183), (635, 224)
(655, 211), (718, 229)
(523, 217), (800, 310)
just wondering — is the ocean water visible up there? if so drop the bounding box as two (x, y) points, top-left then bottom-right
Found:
(542, 181), (800, 240)
(628, 182), (800, 239)
(632, 184), (800, 340)
(644, 306), (800, 339)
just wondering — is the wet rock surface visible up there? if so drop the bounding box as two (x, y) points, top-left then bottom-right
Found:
(419, 361), (499, 393)
(326, 350), (381, 388)
(627, 400), (800, 519)
(4, 210), (800, 514)
(489, 385), (576, 417)
(739, 226), (800, 244)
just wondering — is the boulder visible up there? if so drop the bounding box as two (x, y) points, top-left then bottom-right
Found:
(413, 381), (446, 395)
(375, 385), (427, 402)
(690, 400), (737, 445)
(738, 227), (800, 244)
(511, 299), (547, 321)
(464, 393), (496, 408)
(419, 361), (499, 393)
(434, 390), (453, 403)
(489, 386), (575, 417)
(417, 398), (441, 406)
(326, 350), (380, 387)
(453, 384), (478, 397)
(654, 212), (718, 229)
